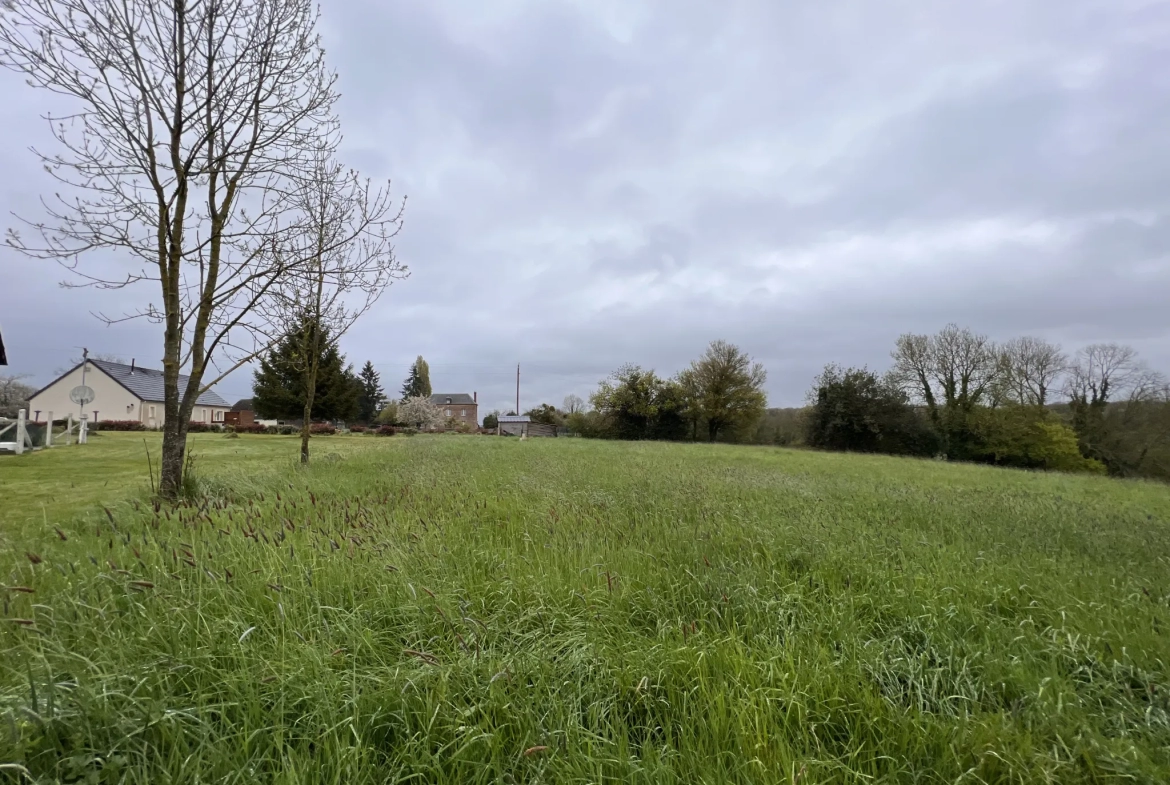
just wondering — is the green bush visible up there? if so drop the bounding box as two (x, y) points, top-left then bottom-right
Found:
(973, 406), (1104, 474)
(94, 420), (147, 431)
(1031, 421), (1107, 473)
(565, 410), (612, 439)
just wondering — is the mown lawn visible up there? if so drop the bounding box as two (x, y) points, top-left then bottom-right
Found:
(1, 432), (1169, 783)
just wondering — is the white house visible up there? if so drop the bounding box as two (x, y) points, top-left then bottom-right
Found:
(28, 358), (230, 427)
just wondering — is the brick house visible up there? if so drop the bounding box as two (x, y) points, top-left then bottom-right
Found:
(430, 393), (478, 427)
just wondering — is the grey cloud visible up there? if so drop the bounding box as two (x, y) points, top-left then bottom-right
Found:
(2, 0), (1169, 414)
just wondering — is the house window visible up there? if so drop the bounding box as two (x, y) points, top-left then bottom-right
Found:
(445, 409), (451, 417)
(461, 409), (467, 417)
(149, 405), (156, 418)
(200, 409), (207, 422)
(213, 410), (223, 422)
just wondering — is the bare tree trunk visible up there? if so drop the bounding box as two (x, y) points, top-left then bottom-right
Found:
(300, 317), (322, 464)
(160, 422), (186, 498)
(300, 394), (313, 463)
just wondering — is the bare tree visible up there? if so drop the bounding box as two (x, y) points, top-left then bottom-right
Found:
(1075, 358), (1170, 476)
(563, 394), (585, 415)
(889, 333), (938, 418)
(261, 152), (406, 464)
(998, 336), (1066, 407)
(890, 324), (999, 455)
(890, 325), (999, 415)
(1, 0), (339, 496)
(1063, 343), (1156, 471)
(932, 324), (999, 411)
(1064, 343), (1143, 407)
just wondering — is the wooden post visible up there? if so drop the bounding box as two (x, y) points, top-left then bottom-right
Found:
(15, 409), (26, 455)
(45, 411), (53, 447)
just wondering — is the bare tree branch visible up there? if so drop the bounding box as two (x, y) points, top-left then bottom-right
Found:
(0, 0), (341, 496)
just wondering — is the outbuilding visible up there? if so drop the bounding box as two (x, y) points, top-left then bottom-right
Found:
(497, 414), (557, 437)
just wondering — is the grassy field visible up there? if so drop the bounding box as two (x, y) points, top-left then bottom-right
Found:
(1, 433), (1169, 783)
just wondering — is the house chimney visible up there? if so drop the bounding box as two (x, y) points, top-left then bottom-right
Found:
(130, 358), (135, 374)
(473, 391), (477, 403)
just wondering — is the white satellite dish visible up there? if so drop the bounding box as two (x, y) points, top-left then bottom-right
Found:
(70, 385), (96, 405)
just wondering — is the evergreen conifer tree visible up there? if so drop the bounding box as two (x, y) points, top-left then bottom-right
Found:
(357, 361), (385, 422)
(253, 317), (360, 421)
(400, 355), (432, 399)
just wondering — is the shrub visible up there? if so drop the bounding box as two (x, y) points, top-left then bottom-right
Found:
(972, 406), (1105, 474)
(375, 425), (396, 436)
(566, 410), (613, 439)
(399, 427), (418, 437)
(375, 401), (399, 426)
(804, 365), (939, 457)
(264, 425), (298, 435)
(186, 422), (223, 433)
(95, 420), (146, 431)
(230, 423), (267, 434)
(1032, 422), (1107, 474)
(445, 418), (475, 434)
(349, 424), (367, 433)
(309, 422), (336, 435)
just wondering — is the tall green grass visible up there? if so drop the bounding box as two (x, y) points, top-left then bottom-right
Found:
(2, 434), (1169, 783)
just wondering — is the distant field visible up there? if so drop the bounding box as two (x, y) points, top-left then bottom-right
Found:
(2, 433), (1169, 783)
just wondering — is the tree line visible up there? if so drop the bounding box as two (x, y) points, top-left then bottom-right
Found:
(518, 326), (1168, 482)
(501, 340), (769, 443)
(805, 325), (1169, 480)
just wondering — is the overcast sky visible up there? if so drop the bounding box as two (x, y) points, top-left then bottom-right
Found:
(2, 0), (1169, 413)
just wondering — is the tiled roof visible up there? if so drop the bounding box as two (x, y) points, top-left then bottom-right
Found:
(430, 393), (475, 405)
(498, 414), (530, 423)
(90, 360), (230, 407)
(231, 398), (254, 411)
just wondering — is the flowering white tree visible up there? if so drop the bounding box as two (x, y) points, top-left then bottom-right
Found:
(398, 396), (443, 430)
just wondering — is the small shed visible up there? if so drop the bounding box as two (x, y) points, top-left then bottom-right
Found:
(497, 414), (556, 437)
(224, 398), (256, 427)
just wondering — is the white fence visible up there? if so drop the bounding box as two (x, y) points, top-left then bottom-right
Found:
(0, 409), (87, 454)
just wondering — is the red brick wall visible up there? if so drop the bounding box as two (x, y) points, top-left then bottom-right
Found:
(224, 410), (255, 426)
(439, 403), (478, 426)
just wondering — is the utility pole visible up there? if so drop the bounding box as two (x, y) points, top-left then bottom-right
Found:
(515, 363), (520, 416)
(78, 347), (89, 419)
